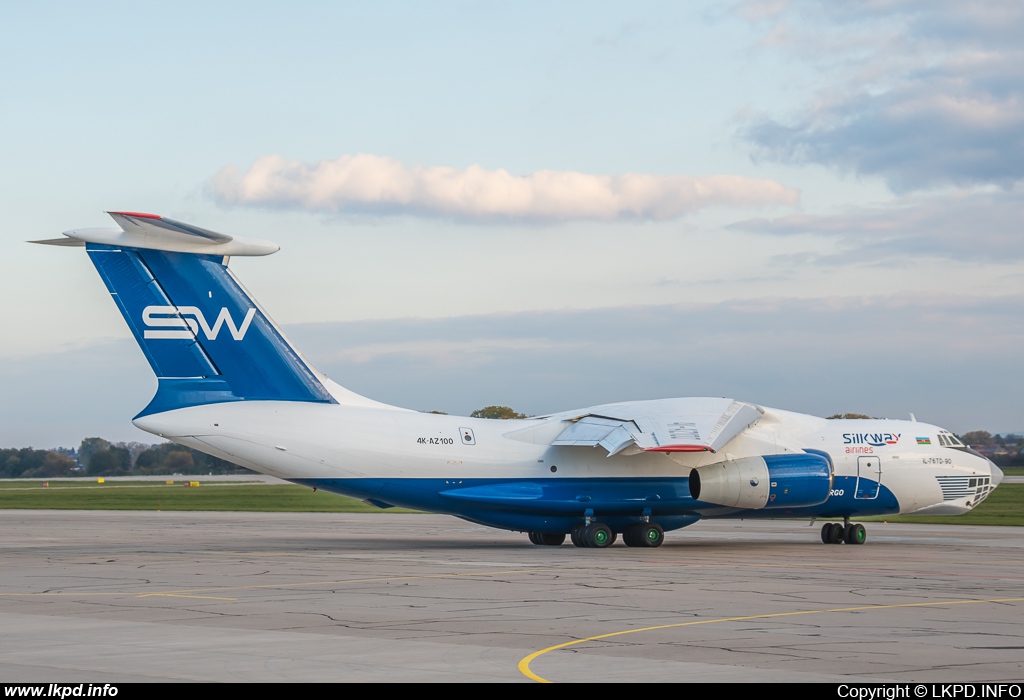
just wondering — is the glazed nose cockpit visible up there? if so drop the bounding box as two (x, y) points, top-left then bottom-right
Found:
(936, 429), (1005, 492)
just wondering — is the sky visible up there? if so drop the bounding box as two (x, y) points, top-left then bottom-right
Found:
(1, 1), (1022, 447)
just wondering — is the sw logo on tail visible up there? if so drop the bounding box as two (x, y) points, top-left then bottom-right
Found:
(142, 305), (256, 341)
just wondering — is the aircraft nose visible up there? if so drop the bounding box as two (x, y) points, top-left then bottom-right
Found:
(990, 462), (1004, 487)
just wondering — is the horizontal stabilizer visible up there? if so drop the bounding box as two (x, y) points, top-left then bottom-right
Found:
(107, 212), (232, 244)
(30, 237), (86, 247)
(42, 212), (279, 256)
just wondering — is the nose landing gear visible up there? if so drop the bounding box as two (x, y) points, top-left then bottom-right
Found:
(820, 519), (867, 545)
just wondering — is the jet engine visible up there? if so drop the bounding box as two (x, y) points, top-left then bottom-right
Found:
(689, 453), (832, 509)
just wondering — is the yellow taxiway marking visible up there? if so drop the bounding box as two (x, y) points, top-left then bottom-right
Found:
(0, 568), (544, 599)
(518, 596), (1024, 683)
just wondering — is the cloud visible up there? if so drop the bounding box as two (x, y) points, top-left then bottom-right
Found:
(729, 187), (1024, 262)
(207, 154), (799, 221)
(739, 2), (1024, 192)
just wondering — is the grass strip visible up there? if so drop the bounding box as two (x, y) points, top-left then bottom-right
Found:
(0, 483), (417, 513)
(0, 480), (264, 490)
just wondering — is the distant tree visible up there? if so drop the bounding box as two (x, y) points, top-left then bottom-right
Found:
(115, 441), (154, 468)
(78, 438), (111, 468)
(424, 410), (448, 415)
(164, 450), (195, 473)
(135, 442), (248, 475)
(51, 446), (78, 460)
(136, 444), (193, 474)
(470, 406), (527, 420)
(86, 446), (131, 475)
(826, 413), (872, 420)
(1, 452), (22, 478)
(0, 448), (55, 478)
(0, 441), (251, 478)
(25, 452), (76, 479)
(961, 430), (993, 447)
(0, 448), (76, 480)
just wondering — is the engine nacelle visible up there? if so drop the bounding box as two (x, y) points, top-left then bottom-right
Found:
(689, 453), (832, 510)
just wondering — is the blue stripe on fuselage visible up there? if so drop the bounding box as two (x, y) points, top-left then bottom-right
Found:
(290, 476), (899, 533)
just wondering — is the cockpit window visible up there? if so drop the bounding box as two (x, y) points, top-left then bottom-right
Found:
(938, 431), (966, 449)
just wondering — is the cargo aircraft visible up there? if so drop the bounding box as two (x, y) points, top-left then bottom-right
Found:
(35, 212), (1003, 547)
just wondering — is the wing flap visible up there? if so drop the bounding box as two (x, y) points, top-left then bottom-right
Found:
(598, 424), (637, 456)
(548, 397), (764, 458)
(551, 415), (637, 446)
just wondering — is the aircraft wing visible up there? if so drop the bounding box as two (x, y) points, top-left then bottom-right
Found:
(543, 397), (763, 457)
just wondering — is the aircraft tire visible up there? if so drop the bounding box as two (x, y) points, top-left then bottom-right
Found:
(538, 532), (566, 546)
(821, 523), (832, 544)
(528, 532), (540, 545)
(844, 523), (866, 545)
(640, 523), (665, 548)
(829, 522), (845, 544)
(570, 523), (587, 547)
(583, 523), (614, 548)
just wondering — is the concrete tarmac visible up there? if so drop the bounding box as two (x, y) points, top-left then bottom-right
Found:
(0, 511), (1022, 683)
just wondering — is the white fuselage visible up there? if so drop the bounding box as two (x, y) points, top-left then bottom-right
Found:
(133, 400), (1000, 523)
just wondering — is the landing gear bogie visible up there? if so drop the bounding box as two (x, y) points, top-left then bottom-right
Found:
(540, 519), (670, 549)
(527, 531), (566, 546)
(844, 523), (866, 545)
(623, 522), (664, 548)
(570, 522), (587, 547)
(583, 522), (615, 548)
(820, 521), (866, 545)
(568, 522), (618, 548)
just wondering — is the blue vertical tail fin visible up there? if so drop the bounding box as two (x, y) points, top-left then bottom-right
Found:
(44, 212), (337, 416)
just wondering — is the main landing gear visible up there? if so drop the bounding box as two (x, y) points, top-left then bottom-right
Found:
(570, 522), (616, 548)
(527, 532), (566, 546)
(820, 519), (867, 545)
(621, 522), (664, 548)
(527, 522), (665, 548)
